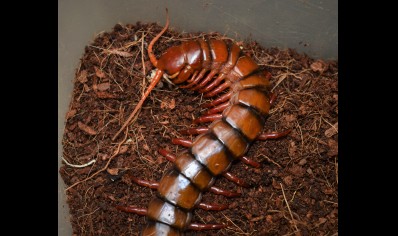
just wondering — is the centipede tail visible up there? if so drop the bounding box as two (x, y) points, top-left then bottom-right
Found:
(115, 9), (289, 235)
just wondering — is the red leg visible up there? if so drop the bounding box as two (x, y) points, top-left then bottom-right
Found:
(116, 203), (227, 215)
(179, 127), (209, 135)
(223, 172), (251, 187)
(257, 129), (291, 140)
(171, 138), (193, 147)
(116, 206), (148, 215)
(198, 74), (226, 93)
(201, 91), (233, 108)
(128, 174), (159, 189)
(197, 202), (228, 211)
(179, 70), (204, 89)
(239, 156), (261, 168)
(193, 113), (222, 124)
(204, 81), (231, 98)
(158, 148), (176, 162)
(209, 186), (241, 197)
(190, 69), (218, 91)
(203, 102), (230, 115)
(188, 223), (225, 231)
(269, 91), (278, 106)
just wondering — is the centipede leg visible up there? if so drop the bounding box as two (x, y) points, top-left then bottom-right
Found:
(129, 175), (159, 189)
(179, 69), (207, 89)
(188, 223), (225, 231)
(269, 91), (278, 106)
(116, 206), (148, 215)
(223, 172), (251, 187)
(197, 202), (228, 211)
(204, 81), (231, 98)
(208, 186), (241, 197)
(190, 69), (219, 91)
(158, 148), (176, 162)
(193, 113), (222, 124)
(117, 203), (226, 216)
(198, 74), (226, 93)
(171, 138), (193, 147)
(201, 91), (233, 108)
(203, 102), (230, 115)
(178, 70), (199, 88)
(257, 129), (291, 140)
(239, 156), (261, 168)
(179, 127), (209, 135)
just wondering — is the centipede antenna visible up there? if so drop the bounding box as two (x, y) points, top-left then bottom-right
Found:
(112, 10), (169, 141)
(148, 8), (170, 67)
(112, 69), (164, 141)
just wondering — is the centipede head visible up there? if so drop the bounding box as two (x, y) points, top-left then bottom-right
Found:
(156, 47), (185, 77)
(148, 8), (185, 78)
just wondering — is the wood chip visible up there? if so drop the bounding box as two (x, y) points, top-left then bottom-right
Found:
(83, 84), (91, 92)
(298, 158), (307, 166)
(97, 82), (110, 91)
(95, 66), (106, 78)
(272, 179), (282, 189)
(289, 165), (306, 177)
(65, 109), (77, 120)
(95, 91), (116, 99)
(283, 176), (293, 186)
(77, 70), (88, 83)
(106, 168), (119, 176)
(104, 49), (133, 57)
(77, 121), (97, 135)
(160, 98), (176, 109)
(310, 60), (328, 73)
(325, 122), (338, 137)
(119, 145), (128, 154)
(168, 98), (175, 109)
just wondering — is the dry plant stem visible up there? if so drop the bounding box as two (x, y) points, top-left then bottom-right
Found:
(280, 182), (299, 232)
(221, 212), (247, 235)
(259, 154), (282, 168)
(61, 156), (96, 168)
(141, 32), (146, 95)
(65, 128), (129, 192)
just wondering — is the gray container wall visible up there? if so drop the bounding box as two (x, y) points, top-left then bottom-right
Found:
(58, 0), (337, 234)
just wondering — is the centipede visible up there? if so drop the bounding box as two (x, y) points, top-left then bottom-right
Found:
(113, 9), (290, 235)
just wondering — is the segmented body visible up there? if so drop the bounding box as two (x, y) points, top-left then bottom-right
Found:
(141, 38), (272, 235)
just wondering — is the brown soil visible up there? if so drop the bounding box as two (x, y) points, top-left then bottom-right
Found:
(60, 22), (338, 236)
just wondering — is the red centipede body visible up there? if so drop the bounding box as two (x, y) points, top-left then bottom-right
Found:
(114, 10), (288, 236)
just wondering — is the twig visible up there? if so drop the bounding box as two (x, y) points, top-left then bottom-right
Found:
(61, 156), (96, 168)
(335, 156), (338, 184)
(77, 207), (100, 219)
(280, 183), (299, 232)
(259, 154), (282, 168)
(322, 117), (338, 134)
(272, 74), (287, 92)
(65, 128), (129, 192)
(140, 32), (147, 95)
(221, 212), (248, 235)
(295, 120), (304, 152)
